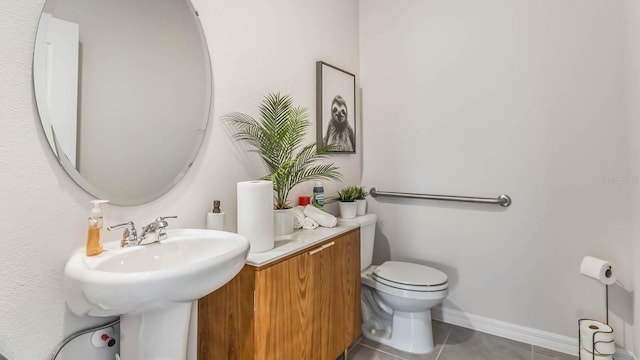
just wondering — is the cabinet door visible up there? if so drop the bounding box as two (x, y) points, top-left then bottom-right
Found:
(332, 230), (361, 349)
(311, 230), (361, 359)
(310, 239), (338, 359)
(254, 251), (315, 360)
(198, 266), (255, 360)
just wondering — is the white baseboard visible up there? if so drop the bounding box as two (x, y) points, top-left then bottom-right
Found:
(431, 306), (634, 360)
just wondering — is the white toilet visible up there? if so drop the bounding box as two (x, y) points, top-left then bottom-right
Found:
(344, 214), (449, 354)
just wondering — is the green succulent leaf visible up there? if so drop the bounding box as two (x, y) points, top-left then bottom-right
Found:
(338, 185), (361, 202)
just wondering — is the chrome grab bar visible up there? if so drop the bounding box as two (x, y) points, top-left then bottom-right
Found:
(324, 195), (339, 204)
(369, 187), (512, 207)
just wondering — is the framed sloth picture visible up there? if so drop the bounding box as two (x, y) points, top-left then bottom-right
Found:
(316, 61), (356, 153)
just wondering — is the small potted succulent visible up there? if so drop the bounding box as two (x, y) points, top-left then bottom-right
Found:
(354, 186), (369, 216)
(337, 186), (359, 219)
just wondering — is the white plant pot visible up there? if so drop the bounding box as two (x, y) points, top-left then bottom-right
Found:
(339, 202), (357, 219)
(274, 208), (294, 235)
(355, 199), (367, 216)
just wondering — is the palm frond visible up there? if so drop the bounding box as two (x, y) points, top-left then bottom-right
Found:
(225, 92), (342, 209)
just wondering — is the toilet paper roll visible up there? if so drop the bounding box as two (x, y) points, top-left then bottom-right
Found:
(580, 347), (613, 360)
(206, 212), (225, 231)
(580, 256), (617, 285)
(237, 180), (274, 253)
(579, 320), (615, 355)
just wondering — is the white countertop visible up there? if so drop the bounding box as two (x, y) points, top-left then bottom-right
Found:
(246, 224), (359, 267)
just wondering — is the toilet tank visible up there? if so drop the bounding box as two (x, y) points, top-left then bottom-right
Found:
(339, 214), (377, 270)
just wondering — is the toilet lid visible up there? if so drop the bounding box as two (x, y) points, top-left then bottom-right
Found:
(373, 261), (448, 288)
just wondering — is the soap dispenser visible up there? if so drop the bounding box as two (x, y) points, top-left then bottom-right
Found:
(206, 200), (225, 231)
(86, 200), (109, 256)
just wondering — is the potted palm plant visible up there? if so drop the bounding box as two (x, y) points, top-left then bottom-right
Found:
(354, 186), (369, 216)
(225, 93), (342, 235)
(337, 186), (359, 219)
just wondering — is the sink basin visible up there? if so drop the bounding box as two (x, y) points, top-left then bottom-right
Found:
(64, 228), (250, 360)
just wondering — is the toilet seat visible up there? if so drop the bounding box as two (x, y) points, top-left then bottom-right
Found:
(373, 279), (448, 301)
(372, 261), (448, 292)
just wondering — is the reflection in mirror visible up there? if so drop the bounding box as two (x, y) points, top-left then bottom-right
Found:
(33, 0), (212, 205)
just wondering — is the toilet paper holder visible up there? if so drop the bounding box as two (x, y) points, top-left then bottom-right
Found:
(577, 256), (620, 360)
(578, 318), (615, 360)
(577, 283), (615, 360)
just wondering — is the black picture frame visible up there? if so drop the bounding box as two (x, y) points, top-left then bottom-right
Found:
(316, 61), (356, 153)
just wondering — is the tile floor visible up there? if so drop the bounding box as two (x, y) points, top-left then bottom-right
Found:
(346, 321), (577, 360)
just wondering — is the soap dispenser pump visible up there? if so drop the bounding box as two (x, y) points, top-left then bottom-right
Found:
(86, 200), (109, 256)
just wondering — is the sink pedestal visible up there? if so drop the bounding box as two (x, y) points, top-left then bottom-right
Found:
(119, 302), (192, 360)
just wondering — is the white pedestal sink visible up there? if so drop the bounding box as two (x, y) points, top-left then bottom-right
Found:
(64, 229), (250, 360)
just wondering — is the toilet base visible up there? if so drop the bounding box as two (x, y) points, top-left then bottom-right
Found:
(362, 309), (435, 354)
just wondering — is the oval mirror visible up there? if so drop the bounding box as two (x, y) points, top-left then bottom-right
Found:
(33, 0), (212, 205)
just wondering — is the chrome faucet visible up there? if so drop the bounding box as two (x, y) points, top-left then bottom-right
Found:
(139, 216), (177, 245)
(107, 221), (138, 248)
(107, 216), (177, 247)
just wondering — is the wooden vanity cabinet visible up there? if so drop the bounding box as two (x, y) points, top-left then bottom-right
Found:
(198, 228), (361, 360)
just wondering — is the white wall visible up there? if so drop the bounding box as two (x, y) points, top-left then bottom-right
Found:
(360, 0), (634, 346)
(0, 0), (360, 358)
(626, 0), (640, 356)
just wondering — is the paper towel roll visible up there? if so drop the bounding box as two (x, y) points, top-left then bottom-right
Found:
(579, 320), (615, 355)
(206, 212), (225, 231)
(237, 180), (274, 253)
(580, 256), (616, 285)
(580, 347), (613, 360)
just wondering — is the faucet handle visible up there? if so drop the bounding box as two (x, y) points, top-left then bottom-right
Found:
(154, 216), (177, 229)
(107, 221), (138, 247)
(154, 216), (176, 242)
